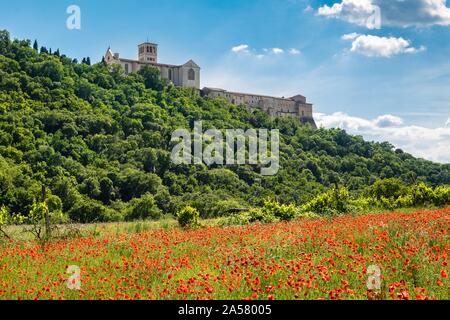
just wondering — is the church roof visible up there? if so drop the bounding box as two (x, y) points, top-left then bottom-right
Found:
(183, 60), (200, 69)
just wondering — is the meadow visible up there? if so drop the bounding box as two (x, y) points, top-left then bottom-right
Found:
(0, 207), (448, 300)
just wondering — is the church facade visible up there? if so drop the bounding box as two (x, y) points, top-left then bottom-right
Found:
(104, 42), (201, 89)
(104, 43), (315, 127)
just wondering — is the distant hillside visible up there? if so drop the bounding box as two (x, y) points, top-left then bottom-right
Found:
(1, 30), (449, 222)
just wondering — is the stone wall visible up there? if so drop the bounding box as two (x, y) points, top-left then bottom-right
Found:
(201, 87), (316, 127)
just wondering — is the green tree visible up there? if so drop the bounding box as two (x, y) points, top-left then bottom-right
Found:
(137, 65), (166, 90)
(127, 193), (161, 221)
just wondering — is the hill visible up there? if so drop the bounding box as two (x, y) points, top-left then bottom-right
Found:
(1, 30), (449, 222)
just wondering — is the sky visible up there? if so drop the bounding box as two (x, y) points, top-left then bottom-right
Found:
(0, 0), (450, 163)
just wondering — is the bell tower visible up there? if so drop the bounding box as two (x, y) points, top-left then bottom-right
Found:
(138, 42), (158, 63)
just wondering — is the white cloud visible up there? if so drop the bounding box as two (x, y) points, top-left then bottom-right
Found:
(304, 5), (313, 13)
(317, 0), (450, 28)
(272, 48), (284, 54)
(318, 0), (380, 29)
(289, 48), (301, 55)
(341, 32), (360, 40)
(315, 112), (450, 163)
(343, 34), (426, 58)
(446, 117), (450, 126)
(231, 45), (297, 58)
(231, 44), (249, 53)
(374, 114), (404, 127)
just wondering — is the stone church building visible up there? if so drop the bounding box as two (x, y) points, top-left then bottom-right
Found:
(104, 42), (201, 89)
(104, 42), (315, 127)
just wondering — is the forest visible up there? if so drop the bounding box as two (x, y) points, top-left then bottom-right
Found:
(1, 29), (450, 224)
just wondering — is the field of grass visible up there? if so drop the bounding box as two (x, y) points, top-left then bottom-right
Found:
(0, 208), (449, 300)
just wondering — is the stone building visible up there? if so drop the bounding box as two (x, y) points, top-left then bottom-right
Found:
(104, 42), (201, 89)
(201, 87), (316, 127)
(104, 43), (315, 126)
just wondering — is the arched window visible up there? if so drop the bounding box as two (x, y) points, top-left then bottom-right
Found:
(188, 68), (195, 81)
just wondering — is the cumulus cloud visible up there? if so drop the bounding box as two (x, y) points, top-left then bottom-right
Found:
(446, 117), (450, 126)
(318, 0), (380, 29)
(231, 44), (250, 53)
(374, 114), (404, 127)
(315, 112), (450, 163)
(289, 48), (301, 55)
(272, 48), (284, 54)
(341, 32), (360, 40)
(317, 0), (450, 28)
(342, 34), (426, 57)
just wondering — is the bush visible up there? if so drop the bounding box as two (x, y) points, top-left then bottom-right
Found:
(434, 186), (450, 206)
(220, 208), (279, 226)
(176, 206), (200, 228)
(0, 206), (24, 239)
(126, 193), (162, 221)
(0, 206), (10, 238)
(364, 179), (407, 201)
(211, 199), (248, 217)
(68, 198), (121, 223)
(178, 193), (246, 219)
(25, 201), (67, 240)
(262, 198), (298, 221)
(301, 187), (351, 215)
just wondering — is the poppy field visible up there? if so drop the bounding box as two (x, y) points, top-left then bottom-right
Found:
(0, 208), (449, 300)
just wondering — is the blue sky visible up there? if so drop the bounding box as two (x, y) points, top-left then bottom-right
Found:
(1, 0), (450, 162)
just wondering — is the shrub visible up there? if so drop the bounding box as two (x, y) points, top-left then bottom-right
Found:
(126, 193), (162, 221)
(25, 201), (67, 240)
(394, 194), (414, 208)
(211, 199), (248, 217)
(178, 193), (246, 219)
(434, 186), (450, 206)
(409, 183), (434, 207)
(68, 198), (120, 223)
(0, 206), (10, 238)
(364, 178), (407, 201)
(301, 187), (351, 215)
(220, 208), (279, 226)
(176, 206), (200, 228)
(262, 198), (298, 221)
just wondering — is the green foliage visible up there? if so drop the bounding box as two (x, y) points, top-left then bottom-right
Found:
(176, 206), (200, 228)
(221, 208), (279, 226)
(262, 198), (298, 221)
(126, 193), (162, 221)
(301, 187), (351, 215)
(137, 65), (166, 90)
(363, 178), (407, 201)
(1, 30), (450, 224)
(434, 185), (450, 206)
(24, 201), (66, 240)
(0, 206), (11, 238)
(68, 198), (120, 223)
